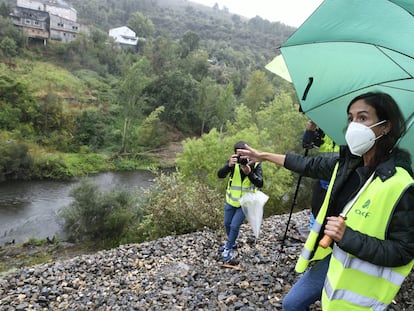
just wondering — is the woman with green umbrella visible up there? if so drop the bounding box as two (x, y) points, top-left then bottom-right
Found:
(238, 92), (414, 310)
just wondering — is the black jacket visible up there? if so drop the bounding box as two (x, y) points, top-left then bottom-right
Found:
(284, 146), (414, 267)
(217, 161), (263, 189)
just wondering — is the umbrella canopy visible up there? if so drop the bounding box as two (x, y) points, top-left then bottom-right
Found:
(276, 0), (414, 170)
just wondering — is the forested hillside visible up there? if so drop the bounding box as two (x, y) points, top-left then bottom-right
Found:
(0, 0), (312, 216)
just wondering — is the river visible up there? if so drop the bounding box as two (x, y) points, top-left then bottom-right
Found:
(0, 170), (155, 246)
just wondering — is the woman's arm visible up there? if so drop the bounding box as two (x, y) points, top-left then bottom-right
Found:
(237, 144), (286, 166)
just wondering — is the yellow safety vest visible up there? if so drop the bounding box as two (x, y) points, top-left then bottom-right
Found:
(295, 163), (340, 273)
(322, 167), (414, 310)
(226, 163), (257, 207)
(319, 134), (339, 153)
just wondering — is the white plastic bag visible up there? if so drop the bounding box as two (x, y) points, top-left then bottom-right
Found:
(239, 191), (269, 239)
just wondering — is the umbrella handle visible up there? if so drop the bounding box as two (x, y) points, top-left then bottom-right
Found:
(319, 235), (332, 248)
(319, 214), (347, 249)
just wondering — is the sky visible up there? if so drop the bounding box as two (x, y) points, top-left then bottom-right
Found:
(189, 0), (324, 28)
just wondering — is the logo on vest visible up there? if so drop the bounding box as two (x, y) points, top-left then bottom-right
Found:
(353, 199), (371, 218)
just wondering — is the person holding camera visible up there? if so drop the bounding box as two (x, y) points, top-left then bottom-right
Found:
(217, 140), (263, 263)
(302, 120), (339, 229)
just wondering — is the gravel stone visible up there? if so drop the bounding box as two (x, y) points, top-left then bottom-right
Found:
(0, 210), (412, 310)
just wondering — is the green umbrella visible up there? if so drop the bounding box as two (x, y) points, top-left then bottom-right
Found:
(273, 0), (414, 170)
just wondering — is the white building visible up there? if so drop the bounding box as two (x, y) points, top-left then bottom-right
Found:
(109, 26), (138, 49)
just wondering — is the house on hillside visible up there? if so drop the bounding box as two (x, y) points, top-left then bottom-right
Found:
(17, 0), (77, 21)
(49, 13), (79, 42)
(109, 26), (139, 50)
(9, 6), (49, 44)
(10, 0), (85, 43)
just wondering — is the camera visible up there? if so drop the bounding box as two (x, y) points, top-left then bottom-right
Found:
(303, 128), (324, 149)
(236, 154), (249, 165)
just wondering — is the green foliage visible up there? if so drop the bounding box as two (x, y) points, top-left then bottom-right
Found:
(177, 92), (311, 215)
(144, 70), (199, 134)
(118, 57), (154, 153)
(31, 155), (72, 180)
(0, 16), (27, 51)
(241, 70), (275, 113)
(74, 110), (110, 151)
(73, 69), (118, 103)
(134, 171), (223, 242)
(195, 77), (220, 134)
(0, 139), (32, 182)
(60, 179), (138, 248)
(30, 153), (109, 180)
(179, 49), (209, 82)
(0, 36), (17, 57)
(150, 36), (180, 75)
(179, 31), (200, 58)
(133, 106), (168, 150)
(0, 74), (38, 132)
(176, 128), (262, 193)
(21, 61), (87, 97)
(0, 2), (11, 18)
(127, 11), (155, 38)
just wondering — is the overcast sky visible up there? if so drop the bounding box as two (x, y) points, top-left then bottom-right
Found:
(189, 0), (324, 27)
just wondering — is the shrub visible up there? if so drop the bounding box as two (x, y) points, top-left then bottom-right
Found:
(134, 171), (223, 242)
(60, 179), (138, 248)
(0, 139), (32, 181)
(31, 155), (73, 180)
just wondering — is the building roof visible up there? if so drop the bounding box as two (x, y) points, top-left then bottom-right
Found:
(109, 26), (138, 46)
(36, 0), (71, 9)
(11, 6), (50, 21)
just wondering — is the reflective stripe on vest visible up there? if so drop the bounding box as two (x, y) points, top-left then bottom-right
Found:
(226, 163), (257, 207)
(322, 167), (414, 310)
(295, 163), (339, 273)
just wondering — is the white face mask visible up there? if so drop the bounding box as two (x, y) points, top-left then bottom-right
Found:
(345, 120), (387, 156)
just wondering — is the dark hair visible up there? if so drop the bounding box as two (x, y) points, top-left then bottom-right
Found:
(347, 92), (406, 164)
(234, 141), (247, 152)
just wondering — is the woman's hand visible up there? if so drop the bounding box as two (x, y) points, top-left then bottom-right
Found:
(237, 144), (262, 163)
(324, 216), (347, 242)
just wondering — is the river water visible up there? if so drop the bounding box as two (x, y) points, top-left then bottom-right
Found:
(0, 170), (155, 246)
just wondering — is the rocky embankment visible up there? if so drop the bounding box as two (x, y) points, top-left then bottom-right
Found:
(0, 210), (413, 310)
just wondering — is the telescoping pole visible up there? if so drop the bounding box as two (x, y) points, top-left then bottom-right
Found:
(277, 148), (309, 258)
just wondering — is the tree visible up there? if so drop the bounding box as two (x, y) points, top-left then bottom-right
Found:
(241, 70), (275, 113)
(179, 31), (200, 58)
(127, 11), (155, 38)
(215, 83), (236, 133)
(0, 140), (32, 182)
(74, 110), (108, 151)
(132, 106), (168, 150)
(196, 77), (218, 135)
(0, 36), (17, 57)
(150, 36), (179, 75)
(0, 75), (39, 132)
(179, 49), (209, 82)
(0, 2), (11, 18)
(117, 57), (154, 153)
(143, 70), (200, 134)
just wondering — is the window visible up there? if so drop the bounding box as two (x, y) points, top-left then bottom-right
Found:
(25, 19), (31, 25)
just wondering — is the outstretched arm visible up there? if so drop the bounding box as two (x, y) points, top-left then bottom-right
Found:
(237, 144), (286, 167)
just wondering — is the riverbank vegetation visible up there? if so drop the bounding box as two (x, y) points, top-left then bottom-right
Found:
(0, 0), (318, 266)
